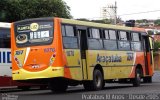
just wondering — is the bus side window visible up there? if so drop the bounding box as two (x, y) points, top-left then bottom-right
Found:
(103, 29), (117, 50)
(88, 28), (103, 50)
(104, 30), (109, 39)
(61, 25), (66, 36)
(91, 28), (100, 38)
(65, 25), (75, 36)
(118, 31), (130, 50)
(62, 25), (78, 49)
(109, 30), (117, 40)
(119, 31), (128, 40)
(131, 32), (142, 51)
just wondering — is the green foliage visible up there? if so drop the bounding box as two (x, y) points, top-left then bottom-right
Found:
(0, 0), (72, 22)
(136, 19), (148, 23)
(154, 19), (160, 26)
(77, 18), (90, 22)
(153, 41), (160, 56)
(154, 41), (160, 52)
(136, 20), (143, 23)
(77, 18), (112, 24)
(147, 30), (154, 35)
(91, 19), (112, 24)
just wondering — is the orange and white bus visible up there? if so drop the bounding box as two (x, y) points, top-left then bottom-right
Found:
(11, 17), (154, 92)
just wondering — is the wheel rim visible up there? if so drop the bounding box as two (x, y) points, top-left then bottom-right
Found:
(95, 75), (101, 87)
(137, 70), (141, 82)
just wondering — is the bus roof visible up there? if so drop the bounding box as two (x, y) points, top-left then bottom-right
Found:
(61, 18), (132, 31)
(0, 22), (11, 28)
(12, 17), (146, 32)
(61, 18), (146, 32)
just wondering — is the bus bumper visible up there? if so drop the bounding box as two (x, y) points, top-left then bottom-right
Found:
(12, 67), (64, 80)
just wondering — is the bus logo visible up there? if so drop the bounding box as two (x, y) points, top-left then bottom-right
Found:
(30, 23), (39, 31)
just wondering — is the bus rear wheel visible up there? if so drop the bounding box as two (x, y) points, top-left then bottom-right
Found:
(83, 69), (103, 91)
(49, 79), (68, 93)
(132, 68), (141, 87)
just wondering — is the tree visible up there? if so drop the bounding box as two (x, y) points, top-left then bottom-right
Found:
(153, 41), (160, 57)
(147, 30), (154, 35)
(77, 18), (90, 22)
(154, 41), (160, 52)
(91, 19), (112, 24)
(136, 19), (148, 23)
(77, 18), (112, 24)
(0, 0), (72, 22)
(154, 19), (160, 26)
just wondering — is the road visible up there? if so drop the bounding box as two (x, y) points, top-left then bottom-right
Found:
(1, 71), (160, 100)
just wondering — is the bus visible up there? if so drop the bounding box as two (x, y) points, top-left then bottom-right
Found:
(0, 22), (46, 90)
(11, 17), (154, 92)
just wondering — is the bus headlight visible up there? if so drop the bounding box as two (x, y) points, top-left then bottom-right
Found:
(14, 56), (22, 68)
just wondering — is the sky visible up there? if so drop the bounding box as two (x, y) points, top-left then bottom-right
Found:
(63, 0), (160, 21)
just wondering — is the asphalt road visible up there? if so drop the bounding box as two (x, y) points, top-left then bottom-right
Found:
(1, 71), (160, 100)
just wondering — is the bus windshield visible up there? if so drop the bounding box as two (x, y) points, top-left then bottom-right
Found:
(14, 19), (54, 47)
(0, 28), (10, 48)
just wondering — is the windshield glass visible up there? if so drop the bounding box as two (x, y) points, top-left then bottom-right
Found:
(0, 28), (10, 48)
(14, 19), (53, 47)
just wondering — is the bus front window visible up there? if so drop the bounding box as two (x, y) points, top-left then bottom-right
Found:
(0, 28), (10, 48)
(14, 20), (53, 47)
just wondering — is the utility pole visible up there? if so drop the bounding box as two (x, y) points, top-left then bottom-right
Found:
(108, 1), (117, 24)
(115, 1), (117, 24)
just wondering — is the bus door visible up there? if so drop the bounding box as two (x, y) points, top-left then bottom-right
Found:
(143, 36), (151, 75)
(77, 26), (88, 80)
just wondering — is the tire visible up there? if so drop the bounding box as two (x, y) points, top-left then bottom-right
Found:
(49, 80), (68, 93)
(83, 69), (103, 91)
(132, 68), (141, 87)
(143, 76), (152, 83)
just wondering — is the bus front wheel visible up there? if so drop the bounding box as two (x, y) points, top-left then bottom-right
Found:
(83, 69), (104, 91)
(132, 68), (141, 87)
